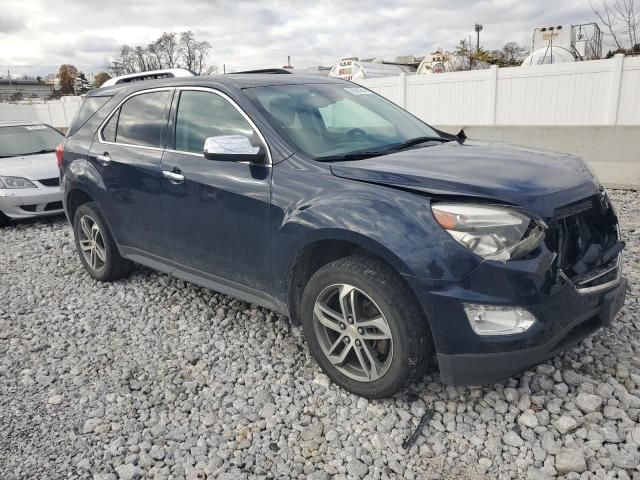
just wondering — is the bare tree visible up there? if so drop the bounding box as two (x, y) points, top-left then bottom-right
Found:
(147, 41), (163, 70)
(179, 31), (198, 71)
(134, 46), (149, 72)
(590, 0), (640, 52)
(110, 31), (214, 75)
(157, 32), (179, 68)
(499, 42), (527, 65)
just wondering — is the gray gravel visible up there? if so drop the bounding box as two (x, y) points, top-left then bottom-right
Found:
(1, 189), (639, 479)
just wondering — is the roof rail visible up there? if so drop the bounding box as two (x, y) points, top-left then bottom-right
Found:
(229, 68), (293, 75)
(101, 68), (196, 87)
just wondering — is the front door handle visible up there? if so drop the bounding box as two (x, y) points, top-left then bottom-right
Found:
(162, 170), (185, 184)
(96, 153), (111, 166)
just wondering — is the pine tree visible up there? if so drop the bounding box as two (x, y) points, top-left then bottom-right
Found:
(74, 72), (92, 95)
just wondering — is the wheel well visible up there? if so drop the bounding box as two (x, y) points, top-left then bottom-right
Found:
(287, 240), (363, 325)
(66, 189), (94, 221)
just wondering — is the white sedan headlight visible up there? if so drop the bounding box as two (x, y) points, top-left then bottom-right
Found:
(0, 176), (36, 189)
(431, 203), (546, 261)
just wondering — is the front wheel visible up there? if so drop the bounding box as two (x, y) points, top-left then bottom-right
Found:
(301, 255), (432, 398)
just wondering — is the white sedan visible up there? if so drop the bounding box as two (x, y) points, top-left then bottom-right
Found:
(0, 121), (64, 227)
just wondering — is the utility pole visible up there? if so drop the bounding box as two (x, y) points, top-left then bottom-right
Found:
(475, 23), (483, 53)
(474, 24), (483, 70)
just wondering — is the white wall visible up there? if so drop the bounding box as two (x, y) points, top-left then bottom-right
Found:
(357, 54), (640, 188)
(0, 97), (82, 129)
(357, 54), (640, 127)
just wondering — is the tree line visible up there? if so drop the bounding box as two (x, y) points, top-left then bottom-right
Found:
(55, 65), (111, 96)
(110, 31), (214, 76)
(52, 30), (213, 96)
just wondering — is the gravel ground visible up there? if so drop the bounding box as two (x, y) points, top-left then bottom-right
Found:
(1, 190), (639, 480)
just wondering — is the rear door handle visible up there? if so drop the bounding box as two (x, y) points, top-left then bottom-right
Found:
(96, 153), (111, 166)
(162, 170), (185, 184)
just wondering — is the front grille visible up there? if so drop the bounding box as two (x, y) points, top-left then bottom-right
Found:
(44, 201), (63, 211)
(546, 192), (622, 285)
(38, 177), (60, 187)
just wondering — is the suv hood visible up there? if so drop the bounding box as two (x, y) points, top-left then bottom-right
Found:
(0, 153), (59, 181)
(330, 141), (600, 218)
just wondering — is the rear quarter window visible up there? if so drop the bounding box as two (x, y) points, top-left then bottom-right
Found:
(67, 96), (111, 137)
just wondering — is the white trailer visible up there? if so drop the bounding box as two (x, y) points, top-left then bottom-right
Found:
(328, 58), (415, 81)
(416, 52), (486, 74)
(521, 23), (602, 66)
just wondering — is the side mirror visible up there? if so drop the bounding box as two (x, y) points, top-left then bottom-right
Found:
(203, 135), (266, 163)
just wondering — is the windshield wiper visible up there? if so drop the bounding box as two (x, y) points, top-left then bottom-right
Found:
(383, 136), (450, 153)
(315, 151), (387, 162)
(315, 136), (450, 162)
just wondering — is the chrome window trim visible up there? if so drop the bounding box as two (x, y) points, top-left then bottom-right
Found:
(97, 87), (174, 152)
(169, 86), (273, 166)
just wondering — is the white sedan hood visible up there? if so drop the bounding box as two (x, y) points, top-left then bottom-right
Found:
(0, 153), (59, 181)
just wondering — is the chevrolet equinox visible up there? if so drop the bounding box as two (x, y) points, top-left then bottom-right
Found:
(58, 73), (627, 398)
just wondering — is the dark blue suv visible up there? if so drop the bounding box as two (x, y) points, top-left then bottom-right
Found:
(58, 73), (626, 398)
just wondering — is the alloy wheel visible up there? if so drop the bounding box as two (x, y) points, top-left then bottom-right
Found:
(78, 215), (107, 272)
(313, 283), (394, 382)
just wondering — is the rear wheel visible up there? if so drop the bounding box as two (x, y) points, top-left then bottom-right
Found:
(73, 202), (132, 281)
(301, 255), (432, 398)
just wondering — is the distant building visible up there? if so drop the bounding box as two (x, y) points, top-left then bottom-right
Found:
(0, 79), (54, 101)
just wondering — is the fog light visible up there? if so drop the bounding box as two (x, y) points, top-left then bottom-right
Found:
(463, 304), (537, 336)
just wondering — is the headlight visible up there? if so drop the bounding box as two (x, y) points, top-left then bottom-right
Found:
(0, 176), (36, 189)
(431, 203), (546, 261)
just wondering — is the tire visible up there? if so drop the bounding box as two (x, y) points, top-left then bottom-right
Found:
(73, 202), (132, 282)
(301, 255), (432, 398)
(0, 211), (10, 227)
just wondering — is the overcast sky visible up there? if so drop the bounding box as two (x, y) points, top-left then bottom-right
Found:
(1, 0), (599, 77)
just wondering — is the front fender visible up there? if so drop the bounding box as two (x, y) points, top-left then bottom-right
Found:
(270, 162), (481, 302)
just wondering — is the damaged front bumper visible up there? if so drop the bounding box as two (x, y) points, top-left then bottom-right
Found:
(404, 183), (627, 386)
(405, 249), (627, 386)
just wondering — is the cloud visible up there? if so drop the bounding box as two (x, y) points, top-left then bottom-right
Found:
(75, 35), (120, 54)
(0, 0), (599, 77)
(0, 13), (25, 34)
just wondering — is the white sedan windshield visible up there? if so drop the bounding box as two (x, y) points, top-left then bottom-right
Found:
(0, 125), (63, 158)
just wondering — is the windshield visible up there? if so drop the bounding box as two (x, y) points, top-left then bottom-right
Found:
(245, 83), (441, 160)
(0, 125), (63, 158)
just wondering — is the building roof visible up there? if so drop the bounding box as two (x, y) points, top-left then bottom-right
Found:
(0, 79), (48, 86)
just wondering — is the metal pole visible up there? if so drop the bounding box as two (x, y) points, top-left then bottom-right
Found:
(474, 24), (483, 70)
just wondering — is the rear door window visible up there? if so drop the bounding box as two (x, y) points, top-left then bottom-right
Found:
(105, 90), (171, 148)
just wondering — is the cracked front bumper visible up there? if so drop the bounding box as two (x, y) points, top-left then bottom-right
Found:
(404, 245), (627, 386)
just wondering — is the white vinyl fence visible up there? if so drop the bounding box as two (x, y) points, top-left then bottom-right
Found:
(1, 55), (638, 130)
(357, 54), (640, 126)
(0, 97), (82, 129)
